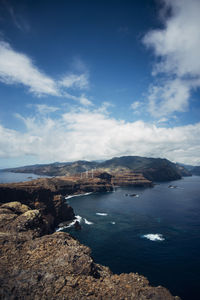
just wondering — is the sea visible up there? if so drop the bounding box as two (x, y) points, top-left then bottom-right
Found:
(59, 176), (200, 300)
(0, 172), (199, 300)
(0, 171), (50, 183)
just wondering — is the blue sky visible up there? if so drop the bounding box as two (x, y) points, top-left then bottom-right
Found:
(0, 0), (200, 168)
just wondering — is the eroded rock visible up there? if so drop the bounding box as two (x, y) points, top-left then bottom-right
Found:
(0, 198), (181, 300)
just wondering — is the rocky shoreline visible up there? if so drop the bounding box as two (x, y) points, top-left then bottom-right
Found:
(0, 174), (181, 299)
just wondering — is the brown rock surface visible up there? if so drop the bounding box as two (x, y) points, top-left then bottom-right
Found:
(110, 171), (153, 187)
(0, 174), (114, 229)
(0, 201), (181, 300)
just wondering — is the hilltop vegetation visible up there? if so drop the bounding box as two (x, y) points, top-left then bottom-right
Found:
(4, 156), (192, 182)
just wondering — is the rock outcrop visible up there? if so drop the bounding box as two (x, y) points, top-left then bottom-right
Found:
(0, 184), (74, 231)
(0, 174), (114, 230)
(110, 171), (153, 187)
(0, 202), (181, 300)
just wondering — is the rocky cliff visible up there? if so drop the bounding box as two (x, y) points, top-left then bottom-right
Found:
(110, 171), (153, 187)
(0, 175), (113, 229)
(0, 201), (181, 300)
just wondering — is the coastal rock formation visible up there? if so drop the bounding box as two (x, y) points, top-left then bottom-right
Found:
(0, 202), (181, 300)
(0, 184), (74, 231)
(111, 171), (153, 187)
(0, 174), (113, 230)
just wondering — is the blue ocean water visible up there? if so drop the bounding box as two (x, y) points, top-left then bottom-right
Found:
(0, 171), (50, 183)
(62, 176), (200, 300)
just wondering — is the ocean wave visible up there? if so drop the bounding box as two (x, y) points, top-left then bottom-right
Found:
(96, 213), (108, 216)
(111, 221), (116, 224)
(56, 215), (82, 231)
(65, 192), (93, 200)
(84, 218), (93, 225)
(142, 234), (165, 241)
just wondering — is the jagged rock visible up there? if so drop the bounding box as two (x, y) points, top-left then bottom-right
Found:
(0, 202), (47, 238)
(0, 184), (75, 231)
(0, 227), (180, 300)
(1, 201), (30, 214)
(74, 220), (81, 230)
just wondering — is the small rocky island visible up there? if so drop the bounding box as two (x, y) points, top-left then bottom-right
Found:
(0, 171), (180, 299)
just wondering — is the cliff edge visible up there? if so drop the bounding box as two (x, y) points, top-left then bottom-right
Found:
(0, 201), (180, 300)
(0, 176), (181, 299)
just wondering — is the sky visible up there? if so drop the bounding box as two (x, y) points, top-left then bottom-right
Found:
(0, 0), (200, 168)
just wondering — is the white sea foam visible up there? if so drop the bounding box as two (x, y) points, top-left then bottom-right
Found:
(65, 192), (93, 200)
(96, 213), (108, 216)
(111, 221), (116, 225)
(142, 234), (165, 241)
(56, 226), (66, 232)
(84, 218), (93, 225)
(56, 215), (82, 231)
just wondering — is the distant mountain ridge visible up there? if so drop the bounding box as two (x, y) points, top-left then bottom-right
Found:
(3, 156), (193, 182)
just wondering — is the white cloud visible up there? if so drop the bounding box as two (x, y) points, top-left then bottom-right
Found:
(143, 0), (200, 117)
(0, 41), (59, 96)
(36, 104), (59, 115)
(0, 108), (200, 165)
(157, 117), (168, 124)
(95, 102), (114, 114)
(148, 79), (190, 117)
(0, 41), (92, 105)
(63, 92), (92, 106)
(131, 101), (141, 111)
(59, 73), (89, 89)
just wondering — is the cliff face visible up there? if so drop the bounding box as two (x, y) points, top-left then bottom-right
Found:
(0, 184), (74, 230)
(0, 175), (113, 229)
(0, 201), (180, 300)
(110, 171), (153, 187)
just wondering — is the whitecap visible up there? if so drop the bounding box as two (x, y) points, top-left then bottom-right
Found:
(56, 215), (82, 230)
(84, 218), (93, 225)
(56, 226), (66, 232)
(96, 213), (108, 216)
(65, 192), (93, 200)
(142, 234), (165, 241)
(111, 221), (116, 225)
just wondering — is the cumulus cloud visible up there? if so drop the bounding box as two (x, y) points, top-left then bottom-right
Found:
(143, 0), (200, 117)
(0, 41), (91, 105)
(148, 79), (190, 117)
(0, 108), (200, 165)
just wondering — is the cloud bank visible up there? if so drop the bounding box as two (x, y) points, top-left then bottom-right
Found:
(0, 108), (199, 165)
(143, 0), (200, 117)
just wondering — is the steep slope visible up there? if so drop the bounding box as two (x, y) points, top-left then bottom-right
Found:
(5, 160), (98, 176)
(99, 156), (182, 182)
(4, 156), (189, 182)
